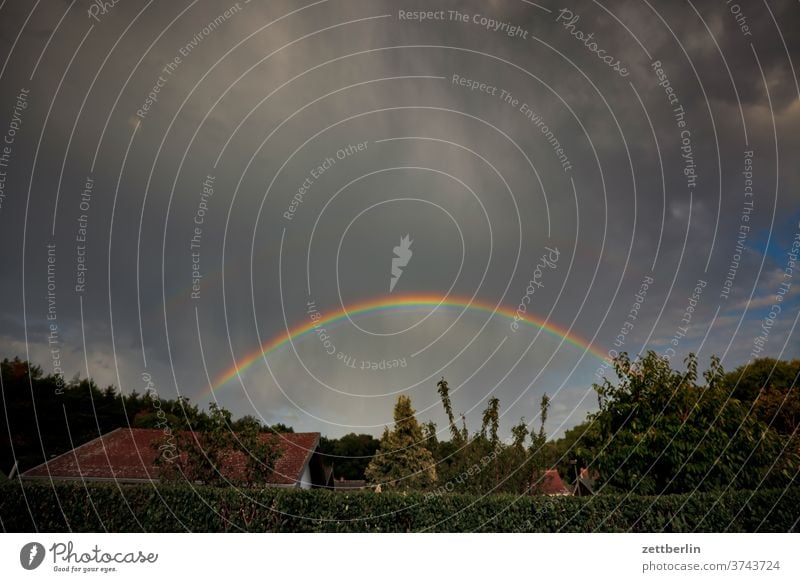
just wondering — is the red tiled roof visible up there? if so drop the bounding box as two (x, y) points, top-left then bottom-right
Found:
(21, 428), (320, 486)
(539, 469), (570, 495)
(263, 431), (319, 485)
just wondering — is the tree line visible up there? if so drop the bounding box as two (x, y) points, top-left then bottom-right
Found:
(363, 353), (799, 495)
(2, 353), (798, 495)
(0, 357), (377, 481)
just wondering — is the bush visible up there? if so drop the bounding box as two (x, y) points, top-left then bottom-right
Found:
(1, 481), (797, 532)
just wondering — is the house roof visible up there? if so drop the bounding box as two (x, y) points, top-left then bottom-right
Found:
(21, 428), (320, 486)
(573, 477), (594, 496)
(539, 469), (571, 495)
(573, 467), (595, 496)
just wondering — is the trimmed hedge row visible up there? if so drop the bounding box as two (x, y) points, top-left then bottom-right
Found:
(1, 481), (797, 532)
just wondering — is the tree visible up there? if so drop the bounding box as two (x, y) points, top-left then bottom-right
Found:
(547, 419), (600, 484)
(588, 351), (794, 495)
(723, 358), (800, 404)
(0, 356), (292, 477)
(421, 420), (439, 456)
(161, 403), (280, 486)
(753, 385), (800, 435)
(436, 377), (462, 444)
(511, 418), (529, 449)
(231, 415), (264, 433)
(365, 395), (437, 490)
(268, 423), (295, 433)
(431, 378), (545, 495)
(0, 358), (132, 472)
(529, 394), (551, 494)
(318, 433), (380, 480)
(500, 417), (533, 493)
(480, 397), (500, 448)
(723, 358), (800, 435)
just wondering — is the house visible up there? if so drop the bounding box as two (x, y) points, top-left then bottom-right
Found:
(572, 467), (595, 497)
(20, 428), (334, 489)
(534, 469), (571, 496)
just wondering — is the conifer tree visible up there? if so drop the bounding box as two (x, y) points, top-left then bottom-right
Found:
(365, 395), (437, 490)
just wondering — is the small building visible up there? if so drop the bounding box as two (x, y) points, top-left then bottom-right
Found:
(21, 428), (333, 489)
(532, 469), (571, 496)
(572, 467), (595, 497)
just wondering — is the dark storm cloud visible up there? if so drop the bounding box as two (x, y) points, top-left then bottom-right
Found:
(0, 0), (797, 438)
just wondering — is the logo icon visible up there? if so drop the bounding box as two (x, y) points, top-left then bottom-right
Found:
(20, 542), (45, 570)
(389, 234), (413, 292)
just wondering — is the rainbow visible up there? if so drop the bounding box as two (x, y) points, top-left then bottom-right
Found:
(207, 294), (605, 395)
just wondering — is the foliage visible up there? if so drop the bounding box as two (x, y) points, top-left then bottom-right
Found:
(529, 394), (552, 494)
(753, 385), (800, 436)
(723, 357), (800, 406)
(723, 358), (800, 435)
(588, 352), (796, 495)
(436, 377), (463, 444)
(427, 380), (549, 495)
(6, 352), (798, 499)
(546, 419), (601, 483)
(266, 422), (295, 433)
(365, 395), (437, 490)
(510, 418), (529, 449)
(2, 481), (797, 532)
(158, 403), (281, 487)
(1, 357), (139, 473)
(421, 420), (438, 456)
(0, 357), (294, 477)
(480, 397), (500, 447)
(318, 433), (380, 480)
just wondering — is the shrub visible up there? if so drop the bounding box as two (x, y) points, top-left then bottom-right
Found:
(1, 481), (797, 532)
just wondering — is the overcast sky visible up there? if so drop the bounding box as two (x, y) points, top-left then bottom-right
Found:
(0, 0), (798, 439)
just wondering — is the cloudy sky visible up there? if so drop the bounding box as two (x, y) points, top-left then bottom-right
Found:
(0, 0), (798, 439)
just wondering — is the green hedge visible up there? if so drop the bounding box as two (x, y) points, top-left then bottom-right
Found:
(1, 481), (797, 532)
